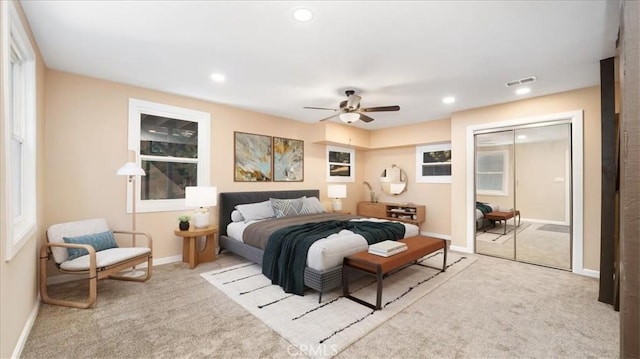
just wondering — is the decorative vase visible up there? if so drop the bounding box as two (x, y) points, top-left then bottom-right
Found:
(179, 221), (189, 231)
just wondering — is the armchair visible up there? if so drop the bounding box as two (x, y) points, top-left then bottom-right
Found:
(39, 218), (153, 308)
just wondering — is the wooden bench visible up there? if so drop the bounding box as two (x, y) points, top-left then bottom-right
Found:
(484, 210), (521, 234)
(342, 235), (447, 310)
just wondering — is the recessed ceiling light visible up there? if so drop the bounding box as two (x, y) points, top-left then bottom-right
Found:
(210, 73), (225, 83)
(293, 8), (313, 22)
(442, 96), (455, 104)
(515, 87), (530, 95)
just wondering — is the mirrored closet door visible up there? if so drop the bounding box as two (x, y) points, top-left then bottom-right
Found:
(474, 122), (572, 270)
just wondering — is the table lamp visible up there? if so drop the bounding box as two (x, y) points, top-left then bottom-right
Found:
(185, 186), (217, 228)
(327, 184), (347, 212)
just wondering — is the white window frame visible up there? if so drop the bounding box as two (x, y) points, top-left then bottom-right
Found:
(415, 143), (451, 183)
(2, 1), (37, 260)
(127, 98), (211, 213)
(326, 145), (355, 183)
(476, 150), (509, 196)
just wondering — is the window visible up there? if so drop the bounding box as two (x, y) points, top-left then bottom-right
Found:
(3, 1), (37, 260)
(128, 99), (210, 212)
(416, 143), (451, 183)
(326, 145), (354, 182)
(476, 150), (509, 196)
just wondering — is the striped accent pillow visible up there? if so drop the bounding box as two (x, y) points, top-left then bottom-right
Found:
(270, 197), (306, 218)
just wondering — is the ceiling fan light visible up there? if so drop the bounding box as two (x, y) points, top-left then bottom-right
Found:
(339, 113), (360, 123)
(292, 8), (313, 22)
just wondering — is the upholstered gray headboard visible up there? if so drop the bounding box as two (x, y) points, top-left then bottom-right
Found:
(218, 189), (320, 237)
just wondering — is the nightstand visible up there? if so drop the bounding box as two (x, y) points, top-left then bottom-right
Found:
(174, 226), (218, 269)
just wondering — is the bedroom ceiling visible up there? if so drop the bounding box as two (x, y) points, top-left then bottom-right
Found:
(20, 1), (620, 130)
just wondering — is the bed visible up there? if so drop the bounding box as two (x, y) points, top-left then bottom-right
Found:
(476, 201), (499, 230)
(218, 189), (419, 302)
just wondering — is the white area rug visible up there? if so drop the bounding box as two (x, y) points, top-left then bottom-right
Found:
(476, 222), (531, 244)
(201, 251), (475, 358)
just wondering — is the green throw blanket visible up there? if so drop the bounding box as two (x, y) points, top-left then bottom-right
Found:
(262, 220), (406, 295)
(476, 201), (493, 215)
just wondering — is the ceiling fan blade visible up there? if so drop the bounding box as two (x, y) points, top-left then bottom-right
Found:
(303, 106), (339, 111)
(361, 105), (400, 112)
(357, 113), (375, 123)
(318, 113), (340, 122)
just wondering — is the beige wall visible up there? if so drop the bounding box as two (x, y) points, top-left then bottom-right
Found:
(44, 70), (370, 262)
(0, 1), (46, 358)
(477, 139), (569, 223)
(362, 118), (453, 237)
(451, 86), (602, 271)
(515, 139), (569, 222)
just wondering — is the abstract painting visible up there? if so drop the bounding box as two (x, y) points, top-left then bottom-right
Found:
(273, 137), (303, 181)
(234, 132), (272, 181)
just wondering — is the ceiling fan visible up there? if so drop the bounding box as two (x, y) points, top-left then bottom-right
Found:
(303, 90), (400, 124)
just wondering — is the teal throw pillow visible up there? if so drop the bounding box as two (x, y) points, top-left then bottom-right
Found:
(63, 230), (119, 260)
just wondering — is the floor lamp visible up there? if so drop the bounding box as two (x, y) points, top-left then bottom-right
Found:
(116, 161), (146, 277)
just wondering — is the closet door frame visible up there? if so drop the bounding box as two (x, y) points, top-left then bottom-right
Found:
(465, 110), (588, 276)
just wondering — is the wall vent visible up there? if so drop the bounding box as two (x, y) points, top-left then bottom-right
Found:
(505, 76), (537, 87)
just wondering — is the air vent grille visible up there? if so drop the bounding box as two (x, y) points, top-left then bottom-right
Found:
(505, 76), (537, 87)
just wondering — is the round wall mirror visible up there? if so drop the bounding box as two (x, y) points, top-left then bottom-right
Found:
(380, 165), (407, 195)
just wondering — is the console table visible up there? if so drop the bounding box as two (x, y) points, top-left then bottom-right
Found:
(357, 202), (425, 225)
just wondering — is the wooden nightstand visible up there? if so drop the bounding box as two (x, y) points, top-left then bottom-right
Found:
(174, 226), (218, 269)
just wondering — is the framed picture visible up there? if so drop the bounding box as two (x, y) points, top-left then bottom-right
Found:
(326, 145), (355, 182)
(234, 132), (272, 181)
(273, 137), (304, 181)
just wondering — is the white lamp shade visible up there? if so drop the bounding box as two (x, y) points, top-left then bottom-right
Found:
(339, 113), (360, 124)
(327, 184), (347, 199)
(116, 162), (145, 176)
(185, 186), (217, 208)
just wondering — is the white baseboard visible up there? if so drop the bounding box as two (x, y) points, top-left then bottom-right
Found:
(574, 267), (600, 278)
(47, 254), (183, 285)
(449, 245), (473, 253)
(149, 255), (182, 267)
(420, 231), (451, 240)
(12, 297), (40, 359)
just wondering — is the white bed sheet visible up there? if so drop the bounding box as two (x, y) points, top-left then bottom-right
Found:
(226, 217), (419, 271)
(476, 203), (499, 220)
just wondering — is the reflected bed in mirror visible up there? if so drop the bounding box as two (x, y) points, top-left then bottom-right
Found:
(381, 165), (407, 195)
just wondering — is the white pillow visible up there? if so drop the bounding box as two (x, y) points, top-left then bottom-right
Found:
(303, 196), (327, 214)
(230, 210), (245, 222)
(235, 200), (275, 221)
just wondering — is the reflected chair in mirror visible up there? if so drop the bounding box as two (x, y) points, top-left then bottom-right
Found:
(39, 218), (153, 309)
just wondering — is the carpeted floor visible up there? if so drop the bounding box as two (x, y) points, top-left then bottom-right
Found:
(22, 252), (619, 358)
(476, 221), (572, 270)
(200, 251), (474, 358)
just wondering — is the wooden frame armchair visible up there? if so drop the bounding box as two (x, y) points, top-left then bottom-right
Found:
(39, 218), (153, 309)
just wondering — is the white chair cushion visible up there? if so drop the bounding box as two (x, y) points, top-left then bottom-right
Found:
(47, 218), (110, 264)
(59, 247), (151, 271)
